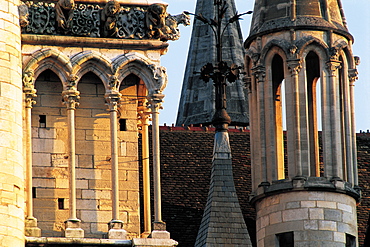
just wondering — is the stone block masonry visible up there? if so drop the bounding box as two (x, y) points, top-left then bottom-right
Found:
(255, 191), (358, 247)
(0, 0), (25, 246)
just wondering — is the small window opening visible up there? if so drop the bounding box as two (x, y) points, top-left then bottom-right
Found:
(276, 232), (294, 247)
(39, 115), (46, 128)
(346, 234), (356, 247)
(32, 187), (36, 199)
(119, 119), (127, 131)
(58, 198), (65, 210)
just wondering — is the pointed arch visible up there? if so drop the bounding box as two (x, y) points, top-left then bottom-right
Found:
(296, 37), (330, 60)
(113, 53), (166, 95)
(70, 51), (113, 90)
(23, 48), (71, 85)
(264, 47), (289, 181)
(260, 39), (290, 64)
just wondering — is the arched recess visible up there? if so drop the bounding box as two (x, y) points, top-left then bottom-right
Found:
(23, 48), (71, 85)
(264, 47), (288, 181)
(260, 39), (290, 65)
(113, 53), (167, 96)
(301, 43), (330, 177)
(70, 51), (113, 90)
(305, 51), (321, 177)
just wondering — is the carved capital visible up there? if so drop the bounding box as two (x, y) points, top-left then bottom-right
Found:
(326, 60), (342, 76)
(147, 93), (164, 111)
(137, 104), (151, 131)
(287, 59), (302, 75)
(105, 92), (121, 111)
(23, 70), (37, 108)
(251, 65), (266, 83)
(348, 69), (358, 86)
(62, 89), (80, 110)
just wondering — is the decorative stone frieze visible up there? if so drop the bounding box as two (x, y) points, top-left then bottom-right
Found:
(22, 1), (189, 41)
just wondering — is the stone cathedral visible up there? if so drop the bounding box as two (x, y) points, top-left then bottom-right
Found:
(0, 0), (366, 247)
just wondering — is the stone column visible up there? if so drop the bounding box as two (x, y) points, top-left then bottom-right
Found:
(23, 71), (41, 237)
(349, 69), (358, 186)
(62, 88), (84, 238)
(138, 101), (152, 237)
(287, 59), (303, 179)
(325, 59), (343, 180)
(148, 93), (169, 239)
(252, 65), (268, 189)
(105, 91), (127, 239)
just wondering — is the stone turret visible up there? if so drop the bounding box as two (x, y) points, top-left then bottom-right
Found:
(245, 0), (360, 246)
(0, 0), (25, 246)
(176, 0), (248, 127)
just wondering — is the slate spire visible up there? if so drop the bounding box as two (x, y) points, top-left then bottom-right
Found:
(176, 0), (248, 127)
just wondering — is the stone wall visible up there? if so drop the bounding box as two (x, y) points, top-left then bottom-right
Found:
(0, 0), (25, 246)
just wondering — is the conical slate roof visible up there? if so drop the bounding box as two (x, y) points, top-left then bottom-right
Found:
(245, 0), (352, 46)
(176, 0), (249, 127)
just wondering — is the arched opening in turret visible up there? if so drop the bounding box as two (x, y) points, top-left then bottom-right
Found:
(305, 51), (321, 177)
(271, 54), (286, 180)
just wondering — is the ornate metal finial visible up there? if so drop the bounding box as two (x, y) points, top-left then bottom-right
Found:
(185, 3), (252, 131)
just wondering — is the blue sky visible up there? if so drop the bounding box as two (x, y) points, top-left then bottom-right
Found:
(160, 0), (370, 132)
